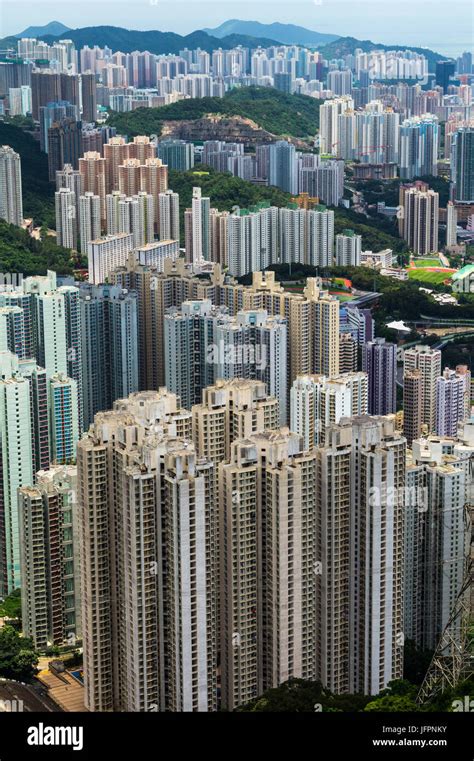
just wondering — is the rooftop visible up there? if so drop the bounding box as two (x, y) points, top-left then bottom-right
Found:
(452, 264), (474, 281)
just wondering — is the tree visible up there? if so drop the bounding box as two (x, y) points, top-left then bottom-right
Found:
(404, 639), (434, 685)
(236, 678), (372, 712)
(412, 175), (451, 207)
(0, 626), (39, 681)
(364, 695), (422, 712)
(0, 588), (22, 622)
(364, 680), (424, 712)
(0, 220), (73, 276)
(236, 679), (326, 712)
(0, 122), (55, 228)
(3, 115), (35, 130)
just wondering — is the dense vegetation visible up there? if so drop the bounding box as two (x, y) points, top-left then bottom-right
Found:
(2, 115), (36, 131)
(235, 676), (474, 712)
(0, 588), (22, 621)
(235, 640), (468, 712)
(328, 266), (474, 321)
(0, 220), (74, 275)
(412, 176), (451, 207)
(354, 176), (451, 210)
(334, 207), (409, 255)
(107, 86), (320, 139)
(168, 166), (293, 243)
(235, 678), (371, 712)
(341, 267), (474, 321)
(0, 626), (39, 682)
(238, 263), (474, 351)
(0, 122), (442, 282)
(166, 166), (408, 253)
(440, 335), (474, 367)
(0, 122), (55, 228)
(169, 167), (293, 209)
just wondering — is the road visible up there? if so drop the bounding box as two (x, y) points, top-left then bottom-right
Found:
(0, 678), (60, 712)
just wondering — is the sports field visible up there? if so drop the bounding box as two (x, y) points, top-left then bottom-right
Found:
(412, 258), (441, 268)
(329, 290), (355, 302)
(407, 268), (455, 285)
(408, 256), (456, 284)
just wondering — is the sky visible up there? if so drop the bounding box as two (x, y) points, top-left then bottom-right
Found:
(1, 0), (473, 57)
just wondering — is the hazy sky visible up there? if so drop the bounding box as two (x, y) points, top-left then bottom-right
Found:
(1, 0), (473, 57)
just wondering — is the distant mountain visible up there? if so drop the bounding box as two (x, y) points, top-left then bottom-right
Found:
(37, 25), (280, 56)
(319, 36), (446, 71)
(204, 20), (339, 46)
(205, 22), (445, 71)
(4, 21), (446, 73)
(15, 21), (71, 38)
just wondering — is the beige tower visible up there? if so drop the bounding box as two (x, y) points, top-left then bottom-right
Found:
(192, 378), (279, 465)
(290, 372), (368, 449)
(19, 466), (81, 651)
(317, 415), (406, 696)
(103, 136), (132, 192)
(192, 377), (279, 655)
(403, 369), (423, 446)
(219, 429), (319, 710)
(210, 208), (229, 266)
(221, 271), (339, 388)
(114, 258), (221, 387)
(118, 158), (142, 197)
(404, 345), (442, 432)
(129, 135), (156, 164)
(163, 448), (216, 712)
(134, 263), (341, 398)
(256, 431), (318, 690)
(305, 278), (340, 377)
(316, 426), (352, 693)
(112, 257), (163, 391)
(77, 391), (217, 713)
(139, 158), (168, 231)
(348, 415), (406, 695)
(79, 151), (107, 224)
(339, 331), (358, 373)
(219, 439), (259, 711)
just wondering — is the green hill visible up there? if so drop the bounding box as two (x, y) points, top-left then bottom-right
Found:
(37, 25), (280, 55)
(0, 220), (73, 275)
(107, 86), (320, 140)
(2, 23), (445, 72)
(41, 26), (445, 71)
(0, 122), (55, 228)
(319, 36), (445, 72)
